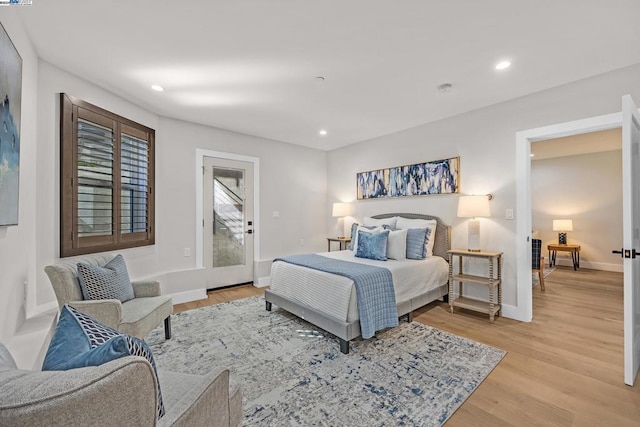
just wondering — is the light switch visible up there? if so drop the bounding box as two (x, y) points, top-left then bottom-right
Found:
(505, 209), (514, 220)
(273, 211), (280, 219)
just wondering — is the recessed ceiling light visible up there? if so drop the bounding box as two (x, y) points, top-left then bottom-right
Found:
(151, 85), (164, 92)
(319, 129), (328, 136)
(495, 61), (511, 70)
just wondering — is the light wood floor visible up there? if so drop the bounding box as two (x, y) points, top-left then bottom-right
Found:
(174, 267), (640, 426)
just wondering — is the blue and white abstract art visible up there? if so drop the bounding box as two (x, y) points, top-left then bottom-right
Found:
(0, 22), (22, 226)
(357, 157), (459, 200)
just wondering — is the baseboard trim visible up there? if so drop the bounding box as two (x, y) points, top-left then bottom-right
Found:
(551, 259), (623, 272)
(170, 289), (208, 305)
(500, 304), (528, 322)
(255, 276), (270, 288)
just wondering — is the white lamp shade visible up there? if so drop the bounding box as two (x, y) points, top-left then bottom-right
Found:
(552, 219), (573, 232)
(457, 195), (491, 218)
(332, 202), (351, 217)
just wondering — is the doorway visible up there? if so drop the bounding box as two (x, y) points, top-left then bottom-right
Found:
(196, 150), (260, 289)
(530, 129), (622, 274)
(515, 112), (622, 322)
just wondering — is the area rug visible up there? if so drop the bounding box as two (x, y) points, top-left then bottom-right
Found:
(532, 266), (555, 286)
(146, 297), (505, 426)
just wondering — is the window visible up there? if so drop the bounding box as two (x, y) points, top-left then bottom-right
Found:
(60, 94), (155, 257)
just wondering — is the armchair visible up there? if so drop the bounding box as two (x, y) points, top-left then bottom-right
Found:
(0, 343), (242, 426)
(532, 238), (545, 291)
(45, 254), (173, 339)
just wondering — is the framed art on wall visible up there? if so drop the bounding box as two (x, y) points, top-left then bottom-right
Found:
(357, 156), (459, 200)
(0, 22), (22, 226)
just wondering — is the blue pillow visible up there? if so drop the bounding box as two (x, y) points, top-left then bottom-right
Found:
(355, 229), (390, 261)
(77, 254), (135, 302)
(43, 305), (165, 418)
(406, 228), (431, 260)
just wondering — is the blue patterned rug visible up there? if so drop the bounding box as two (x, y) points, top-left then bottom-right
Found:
(147, 296), (505, 426)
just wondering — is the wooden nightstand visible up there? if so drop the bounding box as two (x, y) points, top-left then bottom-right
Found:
(547, 244), (580, 270)
(327, 237), (351, 252)
(448, 248), (503, 323)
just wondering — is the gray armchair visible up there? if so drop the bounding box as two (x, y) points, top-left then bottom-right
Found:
(45, 254), (173, 340)
(0, 343), (243, 426)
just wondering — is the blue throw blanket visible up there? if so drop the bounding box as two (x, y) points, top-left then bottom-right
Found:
(274, 254), (398, 339)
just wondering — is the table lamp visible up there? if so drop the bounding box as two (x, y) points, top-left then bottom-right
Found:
(457, 195), (491, 252)
(553, 219), (573, 245)
(332, 202), (352, 238)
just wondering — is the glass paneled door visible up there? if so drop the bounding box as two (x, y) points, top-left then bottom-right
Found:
(203, 157), (254, 288)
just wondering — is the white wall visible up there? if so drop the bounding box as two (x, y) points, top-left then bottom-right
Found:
(34, 62), (328, 300)
(532, 150), (622, 272)
(0, 10), (39, 345)
(327, 63), (640, 313)
(0, 13), (328, 350)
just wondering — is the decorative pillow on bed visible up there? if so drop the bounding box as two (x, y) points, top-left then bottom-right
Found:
(355, 229), (390, 261)
(350, 224), (383, 252)
(363, 216), (397, 230)
(395, 217), (438, 257)
(406, 228), (430, 260)
(42, 305), (165, 418)
(77, 254), (135, 302)
(386, 229), (407, 260)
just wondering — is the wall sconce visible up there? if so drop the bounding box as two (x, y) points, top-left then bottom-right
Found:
(457, 194), (492, 252)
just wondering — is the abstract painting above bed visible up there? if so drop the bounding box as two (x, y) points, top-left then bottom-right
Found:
(357, 157), (459, 199)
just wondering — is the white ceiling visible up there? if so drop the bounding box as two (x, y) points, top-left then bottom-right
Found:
(14, 0), (640, 151)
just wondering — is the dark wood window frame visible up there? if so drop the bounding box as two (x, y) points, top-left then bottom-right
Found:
(60, 93), (155, 257)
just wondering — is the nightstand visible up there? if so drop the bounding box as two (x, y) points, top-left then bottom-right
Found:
(327, 237), (351, 252)
(448, 248), (503, 323)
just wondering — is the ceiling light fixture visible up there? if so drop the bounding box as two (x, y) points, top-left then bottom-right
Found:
(495, 61), (511, 70)
(319, 129), (328, 136)
(151, 85), (164, 92)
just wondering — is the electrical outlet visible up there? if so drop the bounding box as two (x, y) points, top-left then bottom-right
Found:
(273, 211), (280, 219)
(505, 209), (514, 220)
(184, 247), (191, 257)
(299, 238), (305, 246)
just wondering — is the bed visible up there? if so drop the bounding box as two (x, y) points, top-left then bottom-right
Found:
(264, 213), (451, 354)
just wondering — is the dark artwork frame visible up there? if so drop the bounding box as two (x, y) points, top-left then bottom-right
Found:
(0, 22), (22, 226)
(357, 157), (459, 200)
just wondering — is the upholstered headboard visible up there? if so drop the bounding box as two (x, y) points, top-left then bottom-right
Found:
(371, 213), (451, 260)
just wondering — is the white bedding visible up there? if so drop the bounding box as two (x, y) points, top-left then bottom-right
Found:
(270, 250), (449, 323)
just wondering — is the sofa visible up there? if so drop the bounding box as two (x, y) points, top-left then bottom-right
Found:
(0, 343), (242, 426)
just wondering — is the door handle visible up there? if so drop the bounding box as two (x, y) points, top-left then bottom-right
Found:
(612, 249), (638, 258)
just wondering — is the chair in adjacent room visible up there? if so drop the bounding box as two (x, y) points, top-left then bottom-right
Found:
(45, 254), (173, 340)
(532, 238), (545, 291)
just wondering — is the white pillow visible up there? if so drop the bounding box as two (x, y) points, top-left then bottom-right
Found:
(395, 217), (438, 257)
(363, 216), (397, 229)
(351, 225), (383, 253)
(386, 229), (407, 260)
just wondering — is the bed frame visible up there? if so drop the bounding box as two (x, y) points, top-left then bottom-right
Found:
(264, 213), (451, 354)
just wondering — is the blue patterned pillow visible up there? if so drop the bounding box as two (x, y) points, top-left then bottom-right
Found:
(347, 223), (381, 250)
(77, 254), (135, 302)
(355, 229), (390, 261)
(42, 305), (165, 418)
(406, 228), (431, 260)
